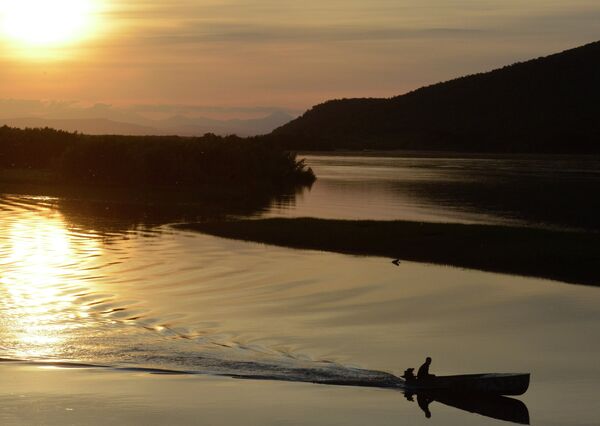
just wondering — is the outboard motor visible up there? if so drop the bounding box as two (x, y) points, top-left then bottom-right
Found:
(402, 368), (416, 383)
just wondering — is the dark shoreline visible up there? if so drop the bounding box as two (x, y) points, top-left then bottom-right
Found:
(177, 218), (600, 286)
(297, 150), (600, 160)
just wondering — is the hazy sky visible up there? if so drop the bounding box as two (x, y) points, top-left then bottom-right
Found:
(0, 0), (599, 117)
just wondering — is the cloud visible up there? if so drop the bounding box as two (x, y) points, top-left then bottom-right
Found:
(134, 23), (486, 45)
(2, 1), (599, 112)
(97, 0), (488, 48)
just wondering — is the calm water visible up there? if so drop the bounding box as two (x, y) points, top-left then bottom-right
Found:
(1, 154), (600, 425)
(270, 154), (600, 230)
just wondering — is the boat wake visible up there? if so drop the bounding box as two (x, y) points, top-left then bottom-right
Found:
(0, 355), (404, 389)
(0, 356), (531, 424)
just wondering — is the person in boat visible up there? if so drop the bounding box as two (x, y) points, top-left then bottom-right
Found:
(417, 357), (434, 380)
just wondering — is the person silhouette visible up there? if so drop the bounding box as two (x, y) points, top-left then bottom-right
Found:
(417, 357), (434, 379)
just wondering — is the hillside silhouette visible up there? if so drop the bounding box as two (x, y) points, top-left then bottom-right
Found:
(271, 41), (600, 153)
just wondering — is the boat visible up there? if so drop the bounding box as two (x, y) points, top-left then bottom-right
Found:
(403, 373), (530, 396)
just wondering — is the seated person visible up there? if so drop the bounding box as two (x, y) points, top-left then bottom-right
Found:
(417, 357), (435, 379)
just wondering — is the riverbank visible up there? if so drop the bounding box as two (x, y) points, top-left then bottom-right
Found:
(178, 218), (600, 286)
(298, 150), (600, 159)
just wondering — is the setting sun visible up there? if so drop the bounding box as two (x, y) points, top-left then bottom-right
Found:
(0, 0), (98, 47)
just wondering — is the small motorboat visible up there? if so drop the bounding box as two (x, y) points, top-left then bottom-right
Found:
(403, 373), (530, 396)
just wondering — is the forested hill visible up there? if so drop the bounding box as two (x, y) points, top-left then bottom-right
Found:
(271, 41), (600, 153)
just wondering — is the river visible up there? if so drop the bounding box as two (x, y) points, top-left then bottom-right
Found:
(1, 154), (599, 425)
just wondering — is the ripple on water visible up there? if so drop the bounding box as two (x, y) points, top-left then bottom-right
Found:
(0, 194), (401, 386)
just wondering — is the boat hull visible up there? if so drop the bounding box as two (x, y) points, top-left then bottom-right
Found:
(404, 373), (530, 396)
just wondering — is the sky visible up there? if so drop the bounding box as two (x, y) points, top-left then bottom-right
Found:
(0, 0), (599, 119)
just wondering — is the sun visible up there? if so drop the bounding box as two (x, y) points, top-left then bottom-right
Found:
(0, 0), (98, 47)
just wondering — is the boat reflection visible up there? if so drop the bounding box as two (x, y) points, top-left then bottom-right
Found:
(404, 391), (530, 425)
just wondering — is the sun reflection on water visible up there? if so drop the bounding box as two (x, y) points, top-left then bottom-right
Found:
(0, 208), (102, 360)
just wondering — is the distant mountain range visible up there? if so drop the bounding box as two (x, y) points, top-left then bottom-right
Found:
(0, 111), (293, 137)
(155, 111), (294, 136)
(271, 41), (600, 153)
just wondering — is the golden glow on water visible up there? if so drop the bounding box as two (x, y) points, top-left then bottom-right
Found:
(0, 0), (106, 59)
(2, 156), (600, 424)
(0, 210), (101, 359)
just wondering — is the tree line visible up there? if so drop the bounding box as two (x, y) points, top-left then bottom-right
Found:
(0, 126), (315, 188)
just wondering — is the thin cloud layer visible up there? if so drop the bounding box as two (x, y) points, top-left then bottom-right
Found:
(0, 99), (297, 121)
(0, 0), (599, 111)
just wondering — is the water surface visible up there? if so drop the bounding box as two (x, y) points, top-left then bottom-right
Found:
(1, 154), (600, 425)
(269, 154), (600, 230)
